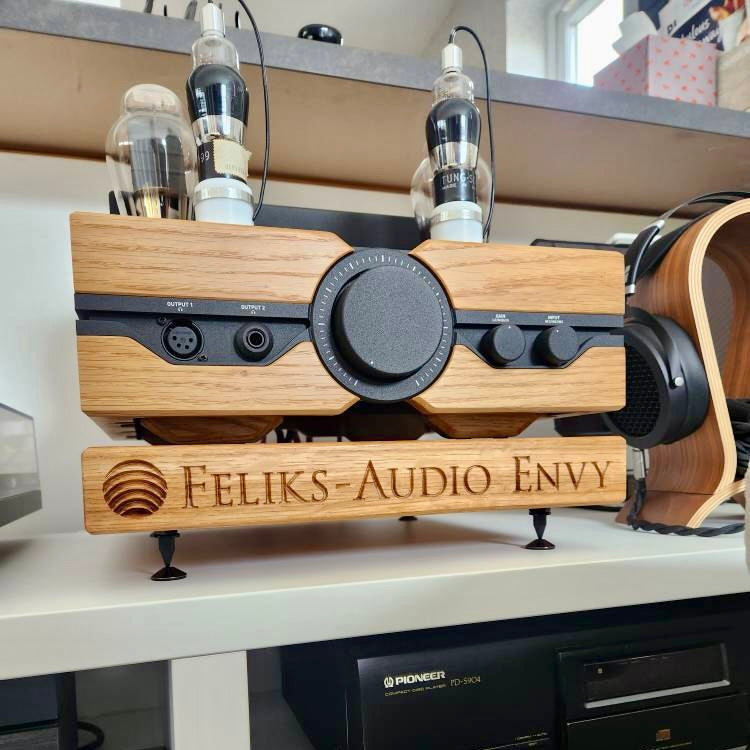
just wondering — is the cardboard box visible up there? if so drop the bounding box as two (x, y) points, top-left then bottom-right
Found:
(718, 37), (750, 109)
(594, 34), (717, 105)
(658, 0), (745, 51)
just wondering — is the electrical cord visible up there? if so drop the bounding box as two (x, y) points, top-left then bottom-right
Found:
(77, 720), (105, 750)
(449, 26), (495, 242)
(233, 0), (271, 220)
(627, 402), (748, 536)
(625, 191), (750, 295)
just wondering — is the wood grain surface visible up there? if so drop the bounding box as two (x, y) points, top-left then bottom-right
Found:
(412, 240), (625, 314)
(411, 345), (624, 415)
(70, 212), (351, 302)
(138, 416), (282, 444)
(621, 201), (750, 527)
(78, 338), (358, 417)
(425, 413), (540, 439)
(82, 436), (626, 533)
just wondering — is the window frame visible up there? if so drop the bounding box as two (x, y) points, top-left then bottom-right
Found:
(547, 0), (625, 84)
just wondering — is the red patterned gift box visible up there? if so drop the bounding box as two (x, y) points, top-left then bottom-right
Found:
(594, 34), (717, 106)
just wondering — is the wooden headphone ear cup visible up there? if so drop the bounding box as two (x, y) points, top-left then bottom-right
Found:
(603, 314), (707, 449)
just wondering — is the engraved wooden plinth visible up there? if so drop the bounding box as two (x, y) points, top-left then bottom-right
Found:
(83, 436), (626, 534)
(617, 201), (750, 528)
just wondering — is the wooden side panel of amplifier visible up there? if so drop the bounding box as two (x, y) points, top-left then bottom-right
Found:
(411, 240), (625, 315)
(82, 435), (626, 533)
(411, 346), (625, 416)
(78, 338), (357, 417)
(70, 212), (351, 302)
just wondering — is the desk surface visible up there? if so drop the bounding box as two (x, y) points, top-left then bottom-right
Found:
(0, 507), (747, 679)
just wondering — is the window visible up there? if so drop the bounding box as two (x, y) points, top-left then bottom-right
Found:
(550, 0), (625, 86)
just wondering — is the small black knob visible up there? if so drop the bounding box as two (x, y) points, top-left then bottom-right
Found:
(235, 323), (273, 361)
(333, 265), (443, 380)
(537, 325), (578, 367)
(481, 324), (525, 365)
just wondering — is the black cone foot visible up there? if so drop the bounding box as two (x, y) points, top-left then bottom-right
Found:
(525, 508), (555, 550)
(399, 515), (418, 522)
(151, 530), (186, 581)
(525, 538), (556, 550)
(151, 566), (187, 581)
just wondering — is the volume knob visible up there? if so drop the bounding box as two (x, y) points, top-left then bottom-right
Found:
(537, 325), (578, 367)
(332, 265), (443, 380)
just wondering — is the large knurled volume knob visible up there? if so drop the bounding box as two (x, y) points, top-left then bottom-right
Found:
(333, 265), (444, 380)
(537, 325), (579, 367)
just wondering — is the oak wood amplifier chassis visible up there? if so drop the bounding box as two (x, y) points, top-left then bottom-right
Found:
(71, 212), (627, 577)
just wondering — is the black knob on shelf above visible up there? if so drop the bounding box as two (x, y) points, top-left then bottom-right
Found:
(481, 324), (525, 365)
(332, 266), (443, 380)
(536, 325), (578, 367)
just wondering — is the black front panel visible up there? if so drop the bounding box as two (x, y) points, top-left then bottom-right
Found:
(76, 295), (309, 367)
(583, 644), (728, 705)
(281, 596), (750, 750)
(566, 694), (747, 750)
(356, 642), (554, 750)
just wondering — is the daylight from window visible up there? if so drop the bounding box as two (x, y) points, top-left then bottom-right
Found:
(575, 0), (623, 86)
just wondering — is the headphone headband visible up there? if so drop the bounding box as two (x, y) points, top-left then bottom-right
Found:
(624, 191), (750, 294)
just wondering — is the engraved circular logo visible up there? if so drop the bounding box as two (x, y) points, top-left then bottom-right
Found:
(383, 676), (394, 689)
(102, 460), (167, 517)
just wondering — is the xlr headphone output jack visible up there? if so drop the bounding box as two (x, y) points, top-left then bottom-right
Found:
(162, 319), (204, 360)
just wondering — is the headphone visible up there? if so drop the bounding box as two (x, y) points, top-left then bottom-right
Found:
(602, 191), (750, 450)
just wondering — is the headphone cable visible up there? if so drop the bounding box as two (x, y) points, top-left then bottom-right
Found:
(448, 26), (495, 242)
(627, 413), (746, 536)
(234, 0), (270, 221)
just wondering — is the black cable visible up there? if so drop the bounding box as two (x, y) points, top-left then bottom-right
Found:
(234, 0), (271, 220)
(449, 26), (495, 242)
(583, 505), (621, 512)
(77, 720), (105, 750)
(627, 476), (744, 537)
(627, 404), (748, 536)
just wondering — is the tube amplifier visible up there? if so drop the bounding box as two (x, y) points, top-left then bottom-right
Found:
(71, 211), (626, 576)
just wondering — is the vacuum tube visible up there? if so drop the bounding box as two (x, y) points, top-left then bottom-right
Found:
(105, 84), (196, 220)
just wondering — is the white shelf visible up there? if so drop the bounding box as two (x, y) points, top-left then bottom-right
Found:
(4, 1), (750, 213)
(0, 506), (747, 679)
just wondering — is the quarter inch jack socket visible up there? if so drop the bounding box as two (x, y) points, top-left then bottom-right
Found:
(235, 323), (273, 361)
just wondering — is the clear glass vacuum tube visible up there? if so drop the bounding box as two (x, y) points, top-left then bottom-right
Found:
(105, 84), (197, 220)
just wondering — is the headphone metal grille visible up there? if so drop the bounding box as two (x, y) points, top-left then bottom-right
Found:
(608, 345), (661, 438)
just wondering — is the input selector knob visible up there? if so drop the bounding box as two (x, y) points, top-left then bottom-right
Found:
(332, 265), (443, 380)
(537, 325), (578, 367)
(481, 324), (525, 365)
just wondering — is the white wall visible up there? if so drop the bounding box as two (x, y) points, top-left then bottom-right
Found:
(422, 0), (508, 72)
(505, 0), (552, 78)
(0, 150), (656, 537)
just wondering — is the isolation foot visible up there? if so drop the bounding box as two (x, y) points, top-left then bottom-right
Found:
(399, 515), (418, 522)
(525, 508), (555, 550)
(151, 530), (187, 581)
